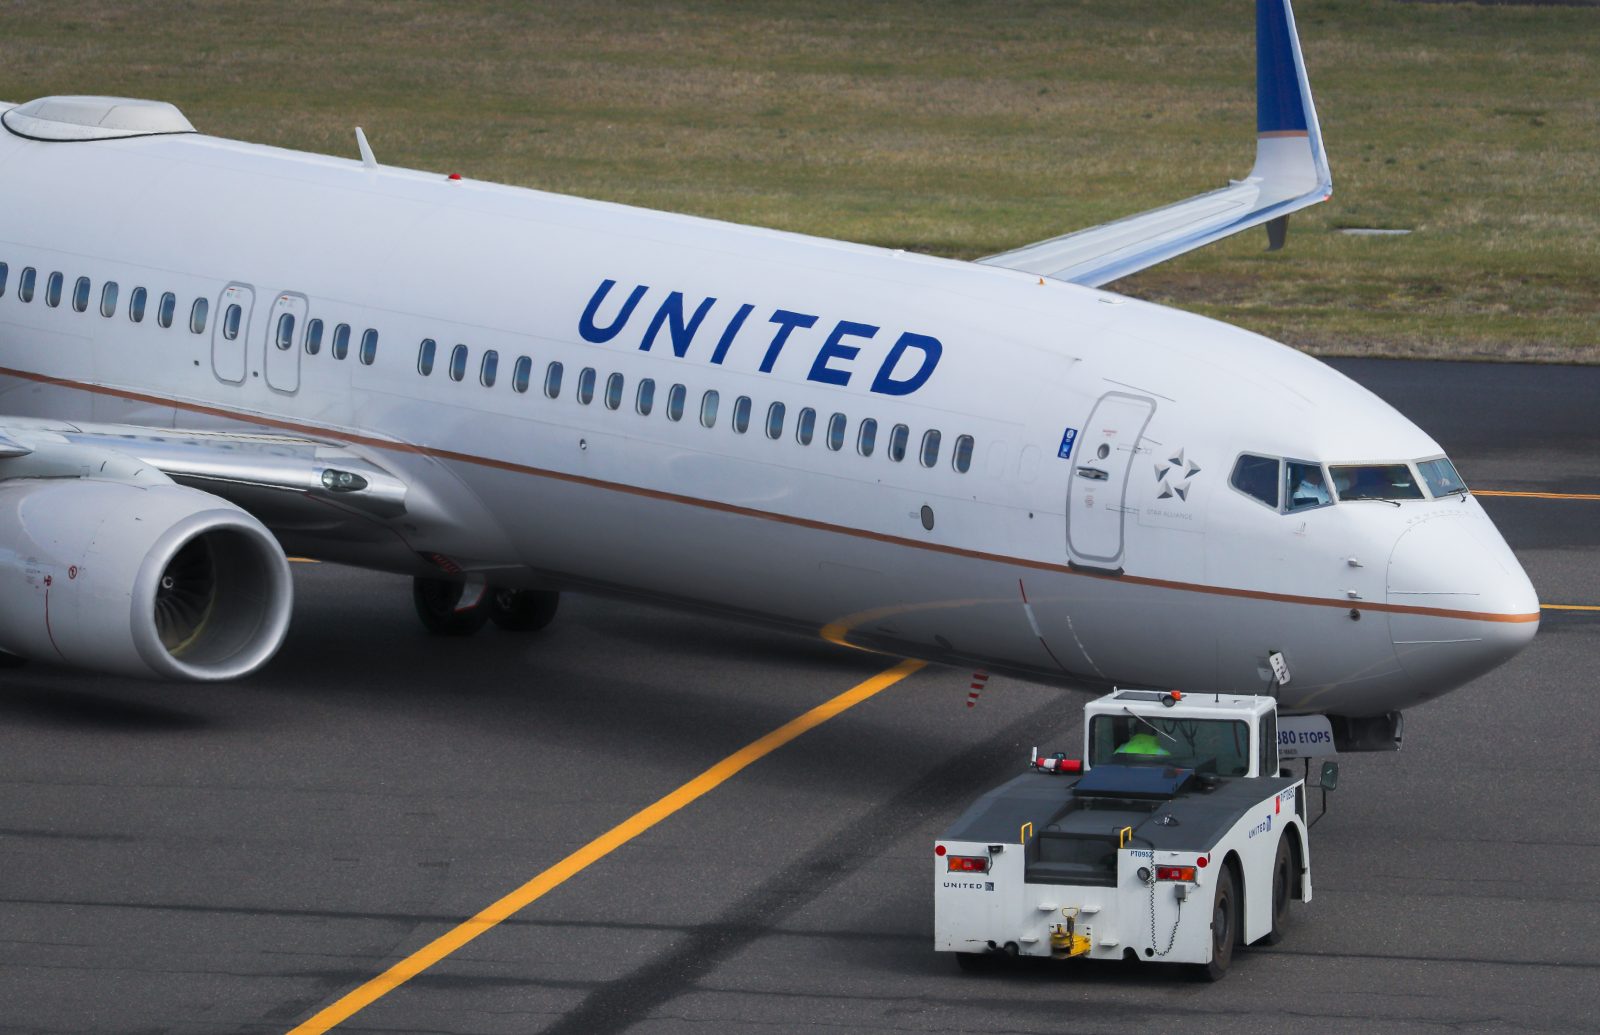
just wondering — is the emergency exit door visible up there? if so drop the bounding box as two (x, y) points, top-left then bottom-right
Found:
(210, 282), (255, 385)
(1066, 391), (1155, 569)
(264, 292), (308, 394)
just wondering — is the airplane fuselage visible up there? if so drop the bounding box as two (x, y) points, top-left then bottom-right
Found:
(0, 103), (1539, 715)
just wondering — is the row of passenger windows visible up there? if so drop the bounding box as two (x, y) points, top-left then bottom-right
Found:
(0, 262), (381, 367)
(1, 261), (211, 333)
(280, 313), (379, 365)
(0, 259), (974, 473)
(1230, 453), (1467, 511)
(414, 338), (976, 473)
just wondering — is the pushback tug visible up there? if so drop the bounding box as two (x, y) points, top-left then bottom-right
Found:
(934, 688), (1337, 980)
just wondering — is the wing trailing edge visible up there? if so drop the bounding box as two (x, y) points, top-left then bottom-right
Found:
(977, 0), (1331, 288)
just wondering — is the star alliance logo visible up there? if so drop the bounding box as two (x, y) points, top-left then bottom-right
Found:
(1156, 449), (1201, 501)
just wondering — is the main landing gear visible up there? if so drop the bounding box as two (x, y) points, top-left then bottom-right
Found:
(412, 578), (560, 636)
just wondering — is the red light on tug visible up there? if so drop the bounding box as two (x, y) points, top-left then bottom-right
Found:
(934, 845), (947, 856)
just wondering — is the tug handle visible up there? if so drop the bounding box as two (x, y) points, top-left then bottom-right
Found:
(1118, 826), (1133, 848)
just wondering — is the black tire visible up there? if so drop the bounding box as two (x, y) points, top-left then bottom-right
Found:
(0, 649), (27, 669)
(1196, 865), (1238, 982)
(487, 587), (560, 632)
(1261, 835), (1294, 946)
(955, 951), (990, 974)
(412, 577), (489, 636)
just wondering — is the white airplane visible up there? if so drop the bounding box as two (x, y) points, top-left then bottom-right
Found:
(0, 0), (1537, 740)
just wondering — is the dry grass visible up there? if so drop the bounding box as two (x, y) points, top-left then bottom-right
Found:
(2, 0), (1595, 361)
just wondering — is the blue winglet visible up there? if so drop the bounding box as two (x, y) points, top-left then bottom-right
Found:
(1257, 0), (1309, 134)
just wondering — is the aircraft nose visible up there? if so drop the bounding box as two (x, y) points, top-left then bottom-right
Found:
(1386, 510), (1539, 700)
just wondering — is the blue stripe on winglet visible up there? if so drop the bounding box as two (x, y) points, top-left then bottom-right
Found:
(1257, 0), (1308, 134)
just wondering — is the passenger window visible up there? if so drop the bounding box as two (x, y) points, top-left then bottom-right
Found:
(1230, 454), (1280, 509)
(667, 383), (686, 422)
(99, 281), (118, 318)
(481, 349), (499, 387)
(544, 361), (563, 398)
(857, 418), (877, 457)
(826, 412), (846, 451)
(276, 313), (297, 351)
(72, 277), (90, 313)
(700, 389), (720, 428)
(765, 401), (785, 440)
(888, 424), (909, 462)
(189, 297), (209, 334)
(0, 261), (7, 296)
(19, 267), (36, 303)
(449, 344), (468, 381)
(157, 292), (176, 328)
(222, 303), (242, 340)
(919, 429), (941, 468)
(417, 338), (436, 375)
(605, 372), (624, 409)
(359, 329), (378, 365)
(953, 434), (975, 473)
(796, 407), (816, 446)
(1285, 461), (1332, 511)
(731, 395), (752, 433)
(577, 366), (596, 404)
(636, 377), (655, 415)
(304, 317), (323, 354)
(512, 356), (532, 394)
(46, 272), (63, 307)
(129, 286), (147, 323)
(330, 323), (350, 359)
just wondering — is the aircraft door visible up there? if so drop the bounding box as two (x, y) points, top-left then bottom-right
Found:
(210, 282), (255, 385)
(1066, 391), (1155, 570)
(264, 291), (308, 394)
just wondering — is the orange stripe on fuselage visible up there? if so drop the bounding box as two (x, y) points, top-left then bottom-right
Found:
(0, 366), (1540, 626)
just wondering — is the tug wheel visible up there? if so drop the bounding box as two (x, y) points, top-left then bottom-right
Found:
(1262, 835), (1294, 946)
(1196, 865), (1238, 982)
(955, 952), (992, 974)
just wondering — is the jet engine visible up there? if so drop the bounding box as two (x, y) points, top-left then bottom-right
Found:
(0, 479), (292, 680)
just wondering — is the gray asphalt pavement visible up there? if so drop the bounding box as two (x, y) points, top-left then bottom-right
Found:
(0, 358), (1595, 1034)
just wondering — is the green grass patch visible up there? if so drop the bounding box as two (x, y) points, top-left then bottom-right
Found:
(3, 0), (1595, 360)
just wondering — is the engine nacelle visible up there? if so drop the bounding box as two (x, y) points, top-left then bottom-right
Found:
(0, 479), (292, 680)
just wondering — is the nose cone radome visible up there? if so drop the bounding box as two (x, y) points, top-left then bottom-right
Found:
(1387, 509), (1539, 702)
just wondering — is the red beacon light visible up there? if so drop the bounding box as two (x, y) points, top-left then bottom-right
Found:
(447, 173), (462, 181)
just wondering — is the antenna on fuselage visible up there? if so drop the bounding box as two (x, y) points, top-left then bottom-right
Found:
(355, 127), (377, 170)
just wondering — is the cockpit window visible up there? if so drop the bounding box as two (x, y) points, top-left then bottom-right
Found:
(1230, 454), (1280, 509)
(1330, 464), (1424, 501)
(1418, 457), (1467, 498)
(1285, 461), (1332, 511)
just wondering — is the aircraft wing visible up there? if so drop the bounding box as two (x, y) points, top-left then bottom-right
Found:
(977, 0), (1331, 288)
(0, 416), (419, 553)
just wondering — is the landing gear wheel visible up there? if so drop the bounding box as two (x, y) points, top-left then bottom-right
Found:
(412, 577), (489, 636)
(1196, 866), (1238, 982)
(487, 588), (559, 632)
(1262, 836), (1294, 946)
(0, 649), (27, 669)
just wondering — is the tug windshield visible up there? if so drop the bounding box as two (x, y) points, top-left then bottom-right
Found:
(1088, 715), (1251, 777)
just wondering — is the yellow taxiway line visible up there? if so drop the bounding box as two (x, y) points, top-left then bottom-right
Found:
(1476, 490), (1600, 501)
(1543, 604), (1600, 612)
(286, 656), (926, 1034)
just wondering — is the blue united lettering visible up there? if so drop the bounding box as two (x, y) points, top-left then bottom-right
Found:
(577, 280), (942, 395)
